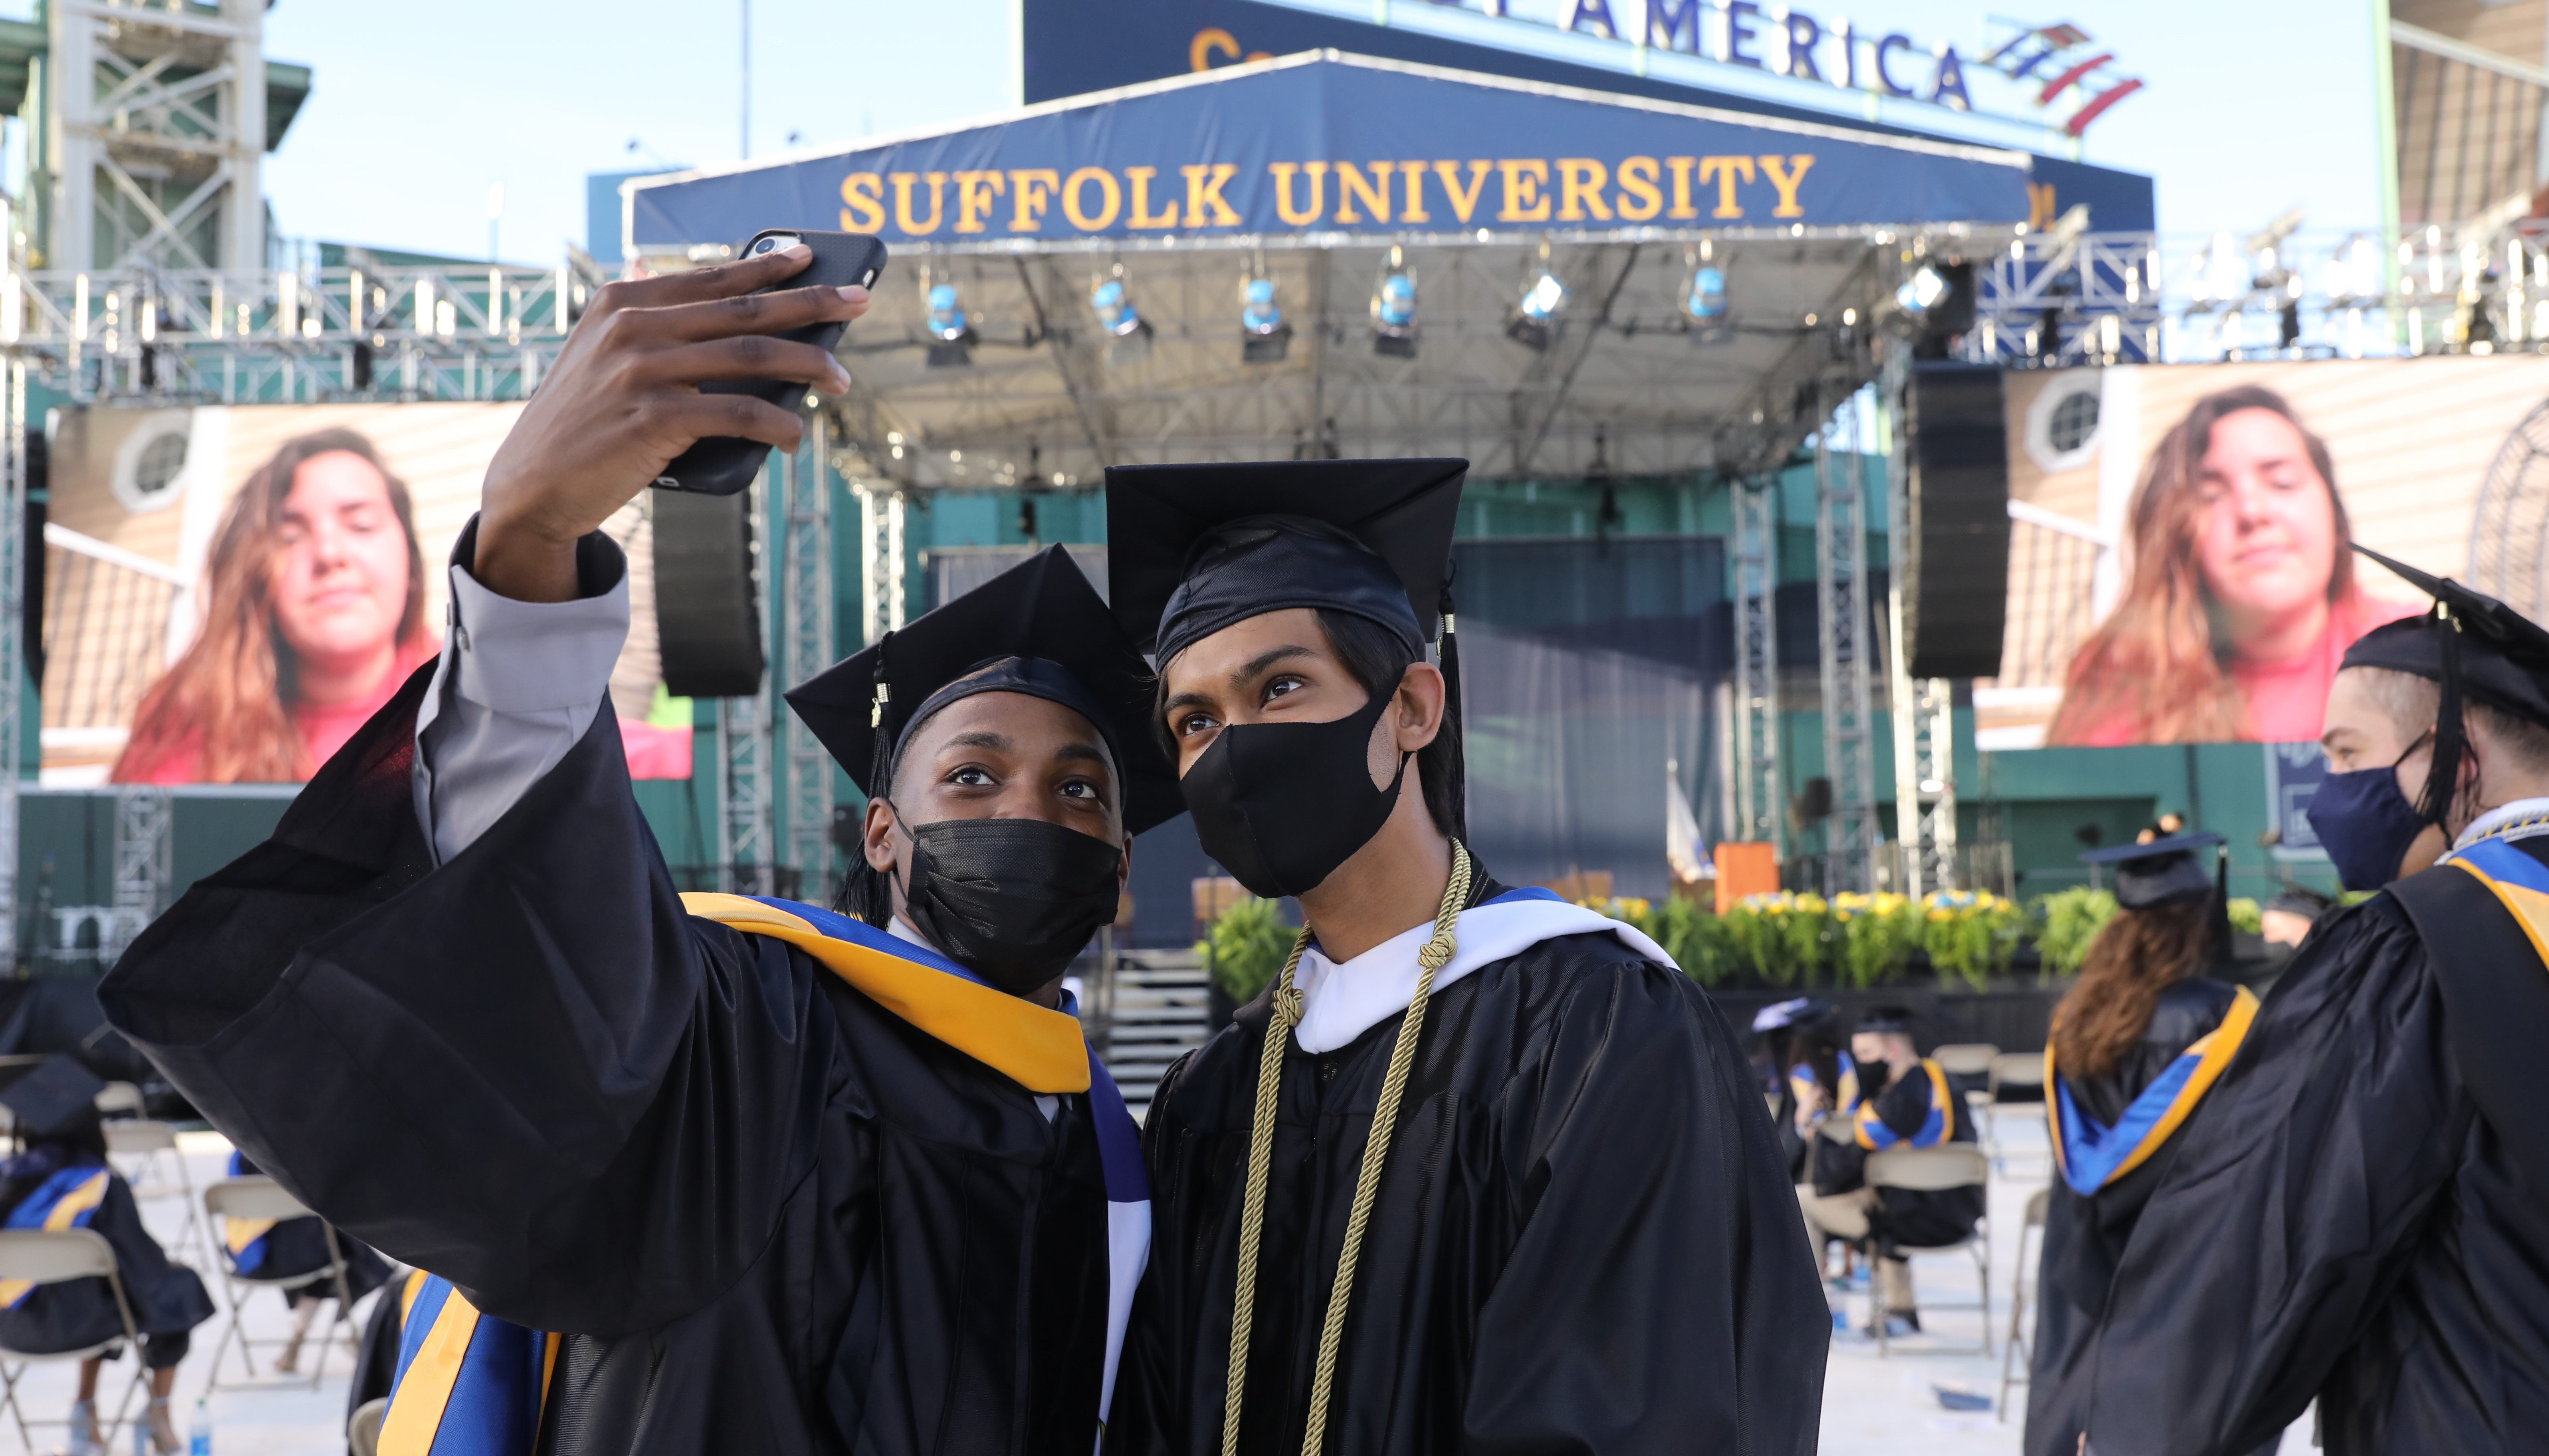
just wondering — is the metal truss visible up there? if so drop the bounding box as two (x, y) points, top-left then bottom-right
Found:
(783, 419), (836, 893)
(1880, 346), (1958, 896)
(0, 357), (22, 956)
(1814, 385), (1875, 895)
(107, 782), (171, 957)
(853, 481), (907, 646)
(1730, 477), (1781, 857)
(819, 234), (1897, 488)
(718, 468), (776, 894)
(1967, 230), (2164, 366)
(0, 260), (589, 404)
(44, 0), (267, 273)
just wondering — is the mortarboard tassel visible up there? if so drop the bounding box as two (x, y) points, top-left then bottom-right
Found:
(2421, 602), (2465, 828)
(1437, 571), (1468, 844)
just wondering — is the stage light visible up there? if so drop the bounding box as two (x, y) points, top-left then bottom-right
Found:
(923, 274), (976, 368)
(1241, 277), (1283, 335)
(1521, 270), (1566, 320)
(1372, 246), (1418, 359)
(1896, 264), (1951, 316)
(1508, 259), (1565, 351)
(927, 282), (969, 342)
(1685, 266), (1728, 321)
(1092, 275), (1145, 337)
(1239, 272), (1290, 363)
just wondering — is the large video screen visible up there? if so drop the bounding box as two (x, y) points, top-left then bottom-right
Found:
(1981, 358), (2549, 750)
(40, 404), (692, 785)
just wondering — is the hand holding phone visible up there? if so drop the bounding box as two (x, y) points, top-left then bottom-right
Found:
(654, 229), (890, 495)
(473, 242), (871, 604)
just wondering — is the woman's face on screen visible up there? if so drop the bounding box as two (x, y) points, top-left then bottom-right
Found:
(2190, 407), (2338, 637)
(269, 451), (410, 670)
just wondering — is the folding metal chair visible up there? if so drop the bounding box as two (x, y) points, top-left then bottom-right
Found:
(1977, 1052), (2049, 1174)
(348, 1396), (388, 1456)
(1864, 1143), (1993, 1357)
(200, 1177), (357, 1392)
(0, 1228), (146, 1455)
(89, 1085), (144, 1120)
(103, 1123), (209, 1270)
(1999, 1185), (2052, 1420)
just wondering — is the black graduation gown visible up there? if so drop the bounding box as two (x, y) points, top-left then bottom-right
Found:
(2085, 849), (2549, 1454)
(97, 665), (1115, 1456)
(1107, 880), (1824, 1456)
(1810, 1060), (1983, 1254)
(0, 1168), (214, 1363)
(2025, 978), (2259, 1456)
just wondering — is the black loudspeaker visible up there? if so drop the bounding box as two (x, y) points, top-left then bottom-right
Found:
(1902, 363), (2009, 681)
(653, 486), (765, 699)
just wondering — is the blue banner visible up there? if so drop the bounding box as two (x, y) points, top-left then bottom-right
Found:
(628, 53), (2032, 252)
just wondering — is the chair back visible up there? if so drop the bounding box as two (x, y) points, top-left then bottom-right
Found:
(103, 1121), (178, 1157)
(1930, 1043), (1999, 1077)
(204, 1175), (315, 1224)
(2022, 1184), (2050, 1229)
(1816, 1117), (1860, 1145)
(1866, 1143), (1989, 1192)
(348, 1396), (389, 1456)
(0, 1228), (117, 1285)
(1987, 1051), (2046, 1094)
(92, 1082), (144, 1117)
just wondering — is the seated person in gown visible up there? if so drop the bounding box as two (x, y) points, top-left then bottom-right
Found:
(0, 1058), (212, 1455)
(99, 250), (1179, 1456)
(2024, 832), (2262, 1456)
(350, 1267), (555, 1456)
(1797, 1007), (1984, 1336)
(1751, 995), (1846, 1184)
(219, 1150), (390, 1373)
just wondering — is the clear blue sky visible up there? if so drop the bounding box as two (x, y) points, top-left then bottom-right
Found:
(229, 2), (2381, 262)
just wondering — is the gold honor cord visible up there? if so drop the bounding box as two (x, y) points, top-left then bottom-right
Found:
(1220, 840), (1473, 1456)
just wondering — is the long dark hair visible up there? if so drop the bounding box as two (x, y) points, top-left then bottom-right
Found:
(2052, 900), (2214, 1078)
(115, 430), (428, 782)
(2047, 385), (2357, 745)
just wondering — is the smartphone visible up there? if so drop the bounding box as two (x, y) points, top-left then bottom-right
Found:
(652, 228), (889, 496)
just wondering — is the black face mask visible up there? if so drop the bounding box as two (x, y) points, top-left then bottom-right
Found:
(1182, 692), (1407, 899)
(892, 815), (1124, 996)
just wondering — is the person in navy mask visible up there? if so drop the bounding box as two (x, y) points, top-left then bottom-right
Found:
(2082, 547), (2549, 1454)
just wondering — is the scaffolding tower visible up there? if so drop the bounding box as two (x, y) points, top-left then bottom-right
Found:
(1882, 346), (1959, 897)
(782, 418), (835, 891)
(1814, 386), (1876, 895)
(1730, 477), (1781, 858)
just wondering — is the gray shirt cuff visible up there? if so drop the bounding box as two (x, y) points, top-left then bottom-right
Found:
(412, 542), (630, 864)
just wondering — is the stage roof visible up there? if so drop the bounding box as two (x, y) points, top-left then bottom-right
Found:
(625, 54), (2034, 483)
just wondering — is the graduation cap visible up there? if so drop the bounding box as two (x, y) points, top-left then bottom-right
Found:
(784, 545), (1184, 836)
(1103, 458), (1470, 836)
(1751, 996), (1834, 1034)
(0, 1057), (105, 1140)
(2342, 544), (2549, 827)
(2080, 829), (2225, 911)
(1856, 1006), (1917, 1035)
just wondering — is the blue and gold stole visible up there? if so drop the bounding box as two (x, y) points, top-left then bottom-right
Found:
(0, 1164), (111, 1307)
(2046, 986), (2259, 1197)
(220, 1149), (278, 1275)
(1791, 1051), (1859, 1119)
(2443, 833), (2549, 954)
(1855, 1059), (1953, 1150)
(379, 1270), (558, 1456)
(679, 894), (1152, 1426)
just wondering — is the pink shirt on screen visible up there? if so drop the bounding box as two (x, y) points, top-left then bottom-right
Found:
(2232, 592), (2421, 742)
(2066, 592), (2420, 746)
(119, 638), (441, 784)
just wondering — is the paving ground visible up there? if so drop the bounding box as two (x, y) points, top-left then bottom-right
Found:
(19, 1122), (2307, 1455)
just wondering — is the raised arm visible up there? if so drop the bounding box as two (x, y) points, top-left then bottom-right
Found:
(98, 254), (870, 1336)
